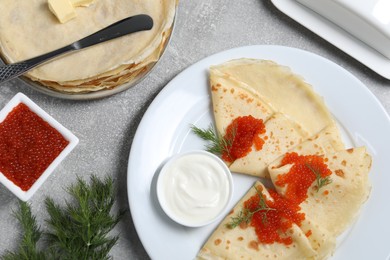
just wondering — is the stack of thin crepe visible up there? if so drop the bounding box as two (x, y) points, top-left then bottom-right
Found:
(0, 0), (177, 93)
(197, 59), (372, 259)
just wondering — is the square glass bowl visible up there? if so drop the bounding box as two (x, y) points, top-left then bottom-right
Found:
(0, 92), (79, 201)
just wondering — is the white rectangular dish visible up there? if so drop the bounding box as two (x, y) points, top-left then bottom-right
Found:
(297, 0), (390, 59)
(271, 0), (390, 79)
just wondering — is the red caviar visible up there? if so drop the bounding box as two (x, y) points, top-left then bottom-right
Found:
(222, 115), (265, 162)
(241, 153), (332, 245)
(305, 230), (312, 237)
(244, 187), (305, 245)
(0, 103), (69, 191)
(276, 152), (332, 203)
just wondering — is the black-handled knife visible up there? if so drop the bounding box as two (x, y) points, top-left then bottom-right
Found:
(0, 14), (154, 85)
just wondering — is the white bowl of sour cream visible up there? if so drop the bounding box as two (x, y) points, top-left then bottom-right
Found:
(156, 150), (233, 227)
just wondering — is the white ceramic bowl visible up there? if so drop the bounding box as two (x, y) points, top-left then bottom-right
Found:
(0, 92), (79, 201)
(156, 150), (233, 227)
(297, 0), (390, 59)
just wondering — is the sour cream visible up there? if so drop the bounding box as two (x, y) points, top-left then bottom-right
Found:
(157, 151), (233, 227)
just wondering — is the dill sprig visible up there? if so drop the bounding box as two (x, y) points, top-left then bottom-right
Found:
(45, 175), (123, 259)
(2, 201), (45, 260)
(305, 163), (332, 192)
(227, 186), (275, 229)
(191, 124), (235, 160)
(1, 175), (124, 260)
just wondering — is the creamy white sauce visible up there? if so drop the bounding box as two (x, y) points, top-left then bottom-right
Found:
(159, 152), (231, 226)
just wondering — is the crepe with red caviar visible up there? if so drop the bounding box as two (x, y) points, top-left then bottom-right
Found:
(197, 147), (371, 259)
(269, 147), (371, 238)
(210, 69), (274, 135)
(209, 59), (343, 177)
(269, 125), (345, 168)
(196, 181), (335, 260)
(210, 59), (334, 136)
(199, 59), (372, 260)
(228, 113), (308, 178)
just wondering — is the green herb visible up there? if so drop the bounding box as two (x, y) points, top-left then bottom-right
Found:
(1, 175), (124, 260)
(305, 163), (332, 192)
(45, 175), (124, 259)
(226, 186), (275, 229)
(191, 124), (235, 160)
(2, 201), (45, 260)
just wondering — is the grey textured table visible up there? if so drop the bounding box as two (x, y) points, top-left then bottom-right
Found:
(0, 0), (389, 259)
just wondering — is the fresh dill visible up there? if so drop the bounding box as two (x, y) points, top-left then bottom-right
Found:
(1, 201), (45, 260)
(226, 185), (275, 229)
(305, 163), (332, 192)
(1, 175), (124, 260)
(190, 124), (235, 160)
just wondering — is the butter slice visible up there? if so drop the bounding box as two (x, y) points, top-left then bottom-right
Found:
(70, 0), (95, 7)
(48, 0), (76, 23)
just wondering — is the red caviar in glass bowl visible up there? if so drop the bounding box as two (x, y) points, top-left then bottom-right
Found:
(0, 93), (78, 201)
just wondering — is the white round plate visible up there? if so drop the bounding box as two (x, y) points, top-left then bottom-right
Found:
(127, 45), (390, 260)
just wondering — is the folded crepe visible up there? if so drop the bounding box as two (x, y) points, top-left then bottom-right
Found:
(269, 124), (345, 168)
(197, 181), (336, 260)
(210, 68), (274, 134)
(269, 147), (372, 238)
(198, 146), (371, 260)
(201, 59), (371, 260)
(209, 59), (345, 178)
(228, 113), (308, 178)
(210, 59), (335, 136)
(0, 0), (177, 92)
